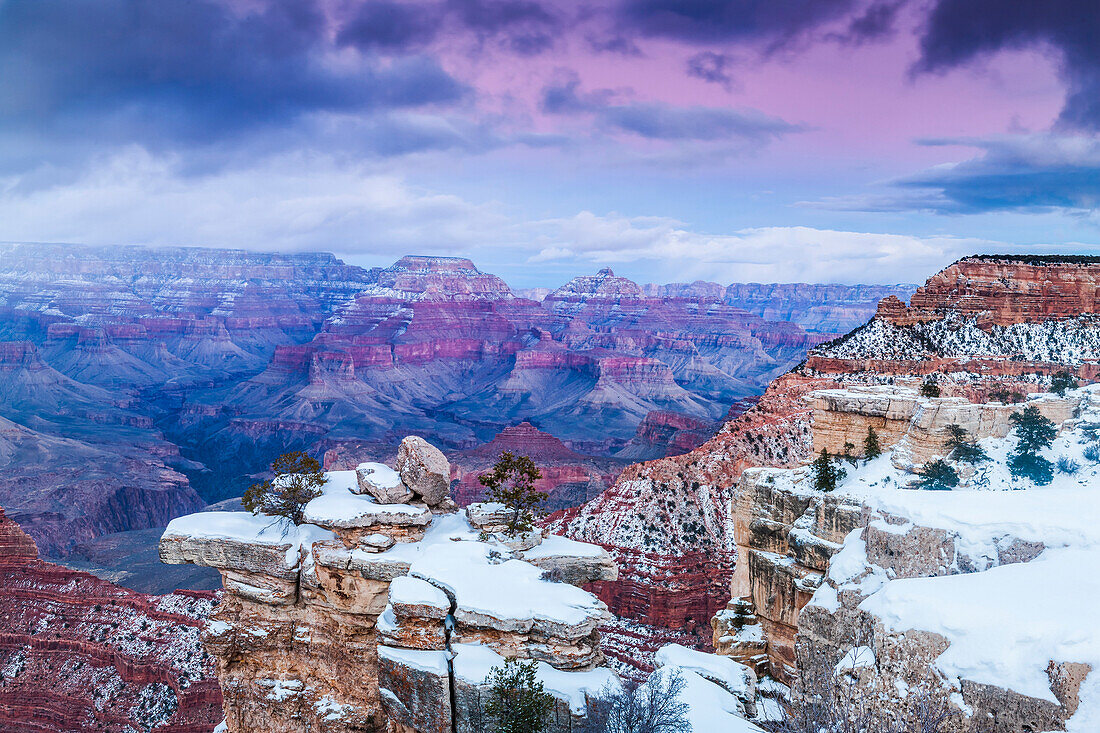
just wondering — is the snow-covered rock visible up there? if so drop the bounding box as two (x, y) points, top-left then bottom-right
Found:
(159, 435), (619, 733)
(354, 462), (413, 504)
(396, 436), (452, 507)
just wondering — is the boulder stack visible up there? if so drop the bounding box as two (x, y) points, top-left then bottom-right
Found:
(160, 436), (619, 733)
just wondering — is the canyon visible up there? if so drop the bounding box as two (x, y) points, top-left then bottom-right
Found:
(550, 254), (1100, 731)
(3, 252), (1098, 731)
(0, 507), (221, 732)
(0, 243), (910, 588)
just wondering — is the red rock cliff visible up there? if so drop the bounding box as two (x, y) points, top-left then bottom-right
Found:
(0, 507), (221, 732)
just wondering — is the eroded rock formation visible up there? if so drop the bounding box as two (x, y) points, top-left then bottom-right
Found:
(160, 436), (621, 733)
(707, 256), (1100, 731)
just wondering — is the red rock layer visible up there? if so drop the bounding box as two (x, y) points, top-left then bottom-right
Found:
(888, 255), (1100, 326)
(0, 507), (221, 732)
(547, 374), (834, 670)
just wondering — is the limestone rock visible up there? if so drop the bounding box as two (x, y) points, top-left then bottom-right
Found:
(378, 647), (452, 733)
(492, 528), (543, 551)
(355, 462), (414, 504)
(358, 532), (395, 552)
(520, 536), (618, 585)
(396, 436), (453, 507)
(466, 502), (512, 532)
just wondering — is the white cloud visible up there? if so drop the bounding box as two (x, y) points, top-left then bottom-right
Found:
(523, 211), (1015, 284)
(0, 148), (512, 259)
(1, 150), (1086, 286)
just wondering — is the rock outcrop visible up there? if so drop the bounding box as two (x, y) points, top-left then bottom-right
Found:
(723, 385), (1100, 730)
(2, 244), (890, 585)
(0, 507), (221, 732)
(548, 373), (834, 673)
(702, 256), (1100, 731)
(160, 437), (621, 733)
(807, 255), (1100, 378)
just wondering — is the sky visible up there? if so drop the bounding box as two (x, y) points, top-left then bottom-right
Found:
(1, 0), (1099, 287)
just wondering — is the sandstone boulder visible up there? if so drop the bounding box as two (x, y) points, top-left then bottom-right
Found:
(520, 535), (618, 585)
(355, 462), (414, 504)
(396, 436), (452, 507)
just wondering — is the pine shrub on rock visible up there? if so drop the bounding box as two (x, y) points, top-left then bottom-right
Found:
(242, 451), (326, 525)
(919, 376), (941, 398)
(811, 448), (846, 493)
(483, 659), (554, 733)
(863, 427), (882, 460)
(1051, 370), (1079, 397)
(1008, 406), (1057, 485)
(479, 451), (548, 536)
(913, 459), (959, 491)
(944, 424), (988, 464)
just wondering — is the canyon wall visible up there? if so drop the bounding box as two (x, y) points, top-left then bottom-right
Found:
(0, 507), (221, 732)
(706, 256), (1100, 731)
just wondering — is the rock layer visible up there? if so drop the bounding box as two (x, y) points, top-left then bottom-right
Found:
(0, 507), (221, 732)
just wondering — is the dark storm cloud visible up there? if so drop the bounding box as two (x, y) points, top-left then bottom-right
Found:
(916, 0), (1100, 130)
(820, 136), (1100, 215)
(446, 0), (561, 55)
(617, 0), (858, 46)
(541, 73), (802, 142)
(336, 2), (443, 50)
(833, 0), (906, 44)
(899, 137), (1100, 213)
(686, 52), (737, 89)
(0, 0), (465, 164)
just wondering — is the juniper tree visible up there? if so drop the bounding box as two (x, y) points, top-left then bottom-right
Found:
(811, 448), (846, 493)
(914, 459), (959, 491)
(483, 659), (554, 733)
(1008, 406), (1057, 485)
(1051, 371), (1079, 397)
(242, 451), (326, 525)
(862, 427), (882, 460)
(943, 424), (987, 464)
(479, 451), (547, 536)
(919, 376), (941, 398)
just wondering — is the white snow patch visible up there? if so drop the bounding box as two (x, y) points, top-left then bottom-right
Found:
(834, 646), (876, 674)
(377, 645), (449, 677)
(654, 643), (754, 698)
(451, 643), (620, 716)
(355, 462), (401, 488)
(388, 576), (450, 612)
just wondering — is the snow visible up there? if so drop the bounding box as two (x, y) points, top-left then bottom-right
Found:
(259, 678), (304, 702)
(522, 533), (607, 559)
(860, 546), (1100, 726)
(654, 644), (753, 698)
(647, 667), (765, 733)
(313, 695), (352, 721)
(162, 511), (334, 567)
(834, 646), (876, 674)
(781, 395), (1100, 731)
(377, 645), (450, 677)
(355, 462), (401, 488)
(372, 513), (607, 630)
(302, 470), (430, 528)
(816, 313), (1100, 364)
(212, 722), (227, 733)
(410, 539), (606, 629)
(451, 643), (620, 715)
(388, 576), (450, 612)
